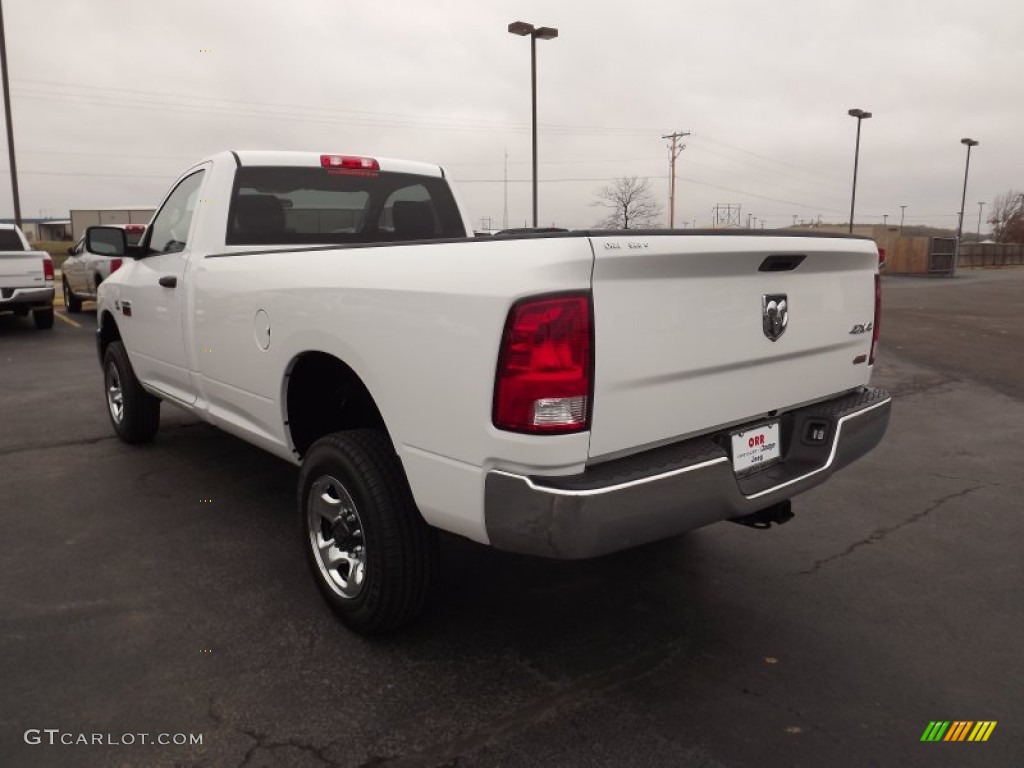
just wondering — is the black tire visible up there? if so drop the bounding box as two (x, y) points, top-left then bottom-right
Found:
(63, 278), (82, 313)
(13, 307), (28, 317)
(33, 307), (54, 329)
(299, 430), (437, 634)
(102, 341), (160, 443)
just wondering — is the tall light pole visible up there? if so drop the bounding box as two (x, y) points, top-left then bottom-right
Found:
(0, 0), (22, 229)
(976, 201), (986, 242)
(899, 204), (906, 234)
(954, 137), (979, 276)
(508, 21), (558, 229)
(847, 108), (872, 233)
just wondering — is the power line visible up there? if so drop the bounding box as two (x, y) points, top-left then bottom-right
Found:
(11, 80), (654, 137)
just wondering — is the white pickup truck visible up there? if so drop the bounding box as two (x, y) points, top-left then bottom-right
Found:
(61, 224), (145, 312)
(0, 224), (54, 329)
(91, 150), (890, 633)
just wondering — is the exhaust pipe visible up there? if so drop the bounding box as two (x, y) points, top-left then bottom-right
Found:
(728, 499), (794, 530)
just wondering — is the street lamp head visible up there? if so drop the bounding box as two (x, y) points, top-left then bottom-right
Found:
(960, 138), (979, 147)
(508, 21), (534, 36)
(534, 26), (559, 40)
(848, 108), (872, 119)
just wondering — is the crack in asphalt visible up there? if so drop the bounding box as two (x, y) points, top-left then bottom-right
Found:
(0, 422), (203, 458)
(796, 484), (985, 575)
(930, 471), (1019, 490)
(207, 696), (342, 768)
(0, 433), (117, 457)
(358, 641), (684, 768)
(883, 376), (959, 398)
(237, 726), (342, 768)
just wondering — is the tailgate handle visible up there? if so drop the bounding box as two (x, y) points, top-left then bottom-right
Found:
(759, 254), (806, 272)
(158, 275), (178, 288)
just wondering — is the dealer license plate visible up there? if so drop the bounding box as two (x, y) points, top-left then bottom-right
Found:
(730, 422), (781, 474)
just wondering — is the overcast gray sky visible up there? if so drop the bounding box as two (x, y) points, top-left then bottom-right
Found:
(3, 0), (1020, 231)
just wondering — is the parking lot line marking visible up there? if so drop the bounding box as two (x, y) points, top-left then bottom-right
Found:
(55, 311), (81, 328)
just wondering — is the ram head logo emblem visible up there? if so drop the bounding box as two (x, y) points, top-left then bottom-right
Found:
(762, 294), (789, 342)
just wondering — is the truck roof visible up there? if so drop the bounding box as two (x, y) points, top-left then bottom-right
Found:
(229, 150), (445, 179)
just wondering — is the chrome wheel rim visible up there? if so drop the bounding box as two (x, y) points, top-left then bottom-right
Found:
(106, 362), (124, 424)
(307, 474), (367, 600)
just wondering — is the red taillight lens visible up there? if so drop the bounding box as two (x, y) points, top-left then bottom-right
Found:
(109, 258), (123, 274)
(877, 247), (887, 268)
(320, 154), (380, 171)
(43, 257), (54, 281)
(869, 274), (881, 365)
(493, 294), (592, 434)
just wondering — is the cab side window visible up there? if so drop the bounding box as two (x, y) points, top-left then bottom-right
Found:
(147, 170), (206, 256)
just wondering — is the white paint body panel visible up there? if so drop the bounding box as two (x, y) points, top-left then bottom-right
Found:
(98, 152), (879, 546)
(588, 235), (877, 459)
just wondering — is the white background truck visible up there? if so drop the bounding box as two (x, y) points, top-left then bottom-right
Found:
(0, 224), (54, 329)
(62, 223), (146, 312)
(90, 150), (891, 634)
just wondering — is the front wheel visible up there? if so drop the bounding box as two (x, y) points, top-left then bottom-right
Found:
(299, 430), (437, 634)
(103, 341), (160, 443)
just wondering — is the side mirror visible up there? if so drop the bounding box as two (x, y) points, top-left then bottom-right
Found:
(85, 226), (127, 257)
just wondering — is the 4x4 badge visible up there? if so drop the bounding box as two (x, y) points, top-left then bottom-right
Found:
(762, 294), (788, 342)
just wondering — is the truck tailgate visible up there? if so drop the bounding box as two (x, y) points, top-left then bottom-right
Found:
(588, 234), (878, 459)
(0, 251), (47, 290)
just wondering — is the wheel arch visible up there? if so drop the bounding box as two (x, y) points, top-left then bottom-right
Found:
(283, 351), (392, 460)
(97, 310), (122, 365)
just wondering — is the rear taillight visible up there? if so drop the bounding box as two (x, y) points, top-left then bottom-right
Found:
(869, 274), (881, 365)
(43, 257), (54, 282)
(109, 258), (123, 274)
(877, 247), (887, 269)
(493, 294), (592, 434)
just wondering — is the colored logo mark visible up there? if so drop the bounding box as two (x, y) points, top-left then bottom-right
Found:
(920, 721), (997, 742)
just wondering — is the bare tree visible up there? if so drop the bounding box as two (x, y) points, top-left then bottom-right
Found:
(988, 190), (1024, 243)
(593, 176), (662, 229)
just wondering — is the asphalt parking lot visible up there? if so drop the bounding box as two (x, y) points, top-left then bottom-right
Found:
(2, 269), (1022, 768)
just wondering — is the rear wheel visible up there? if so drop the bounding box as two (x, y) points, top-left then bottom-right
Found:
(63, 278), (83, 313)
(103, 341), (160, 443)
(33, 307), (54, 329)
(299, 430), (437, 634)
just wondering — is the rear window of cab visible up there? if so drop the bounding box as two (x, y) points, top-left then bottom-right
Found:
(225, 167), (466, 246)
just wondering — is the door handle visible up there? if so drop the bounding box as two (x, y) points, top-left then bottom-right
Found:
(158, 276), (177, 288)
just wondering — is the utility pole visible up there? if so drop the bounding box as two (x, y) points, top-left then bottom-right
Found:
(976, 201), (985, 242)
(747, 213), (752, 229)
(0, 0), (22, 229)
(792, 214), (797, 227)
(883, 214), (888, 227)
(662, 130), (690, 228)
(899, 205), (906, 234)
(502, 148), (509, 230)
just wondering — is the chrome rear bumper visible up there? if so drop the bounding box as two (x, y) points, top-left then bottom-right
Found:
(484, 388), (891, 558)
(0, 286), (54, 308)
